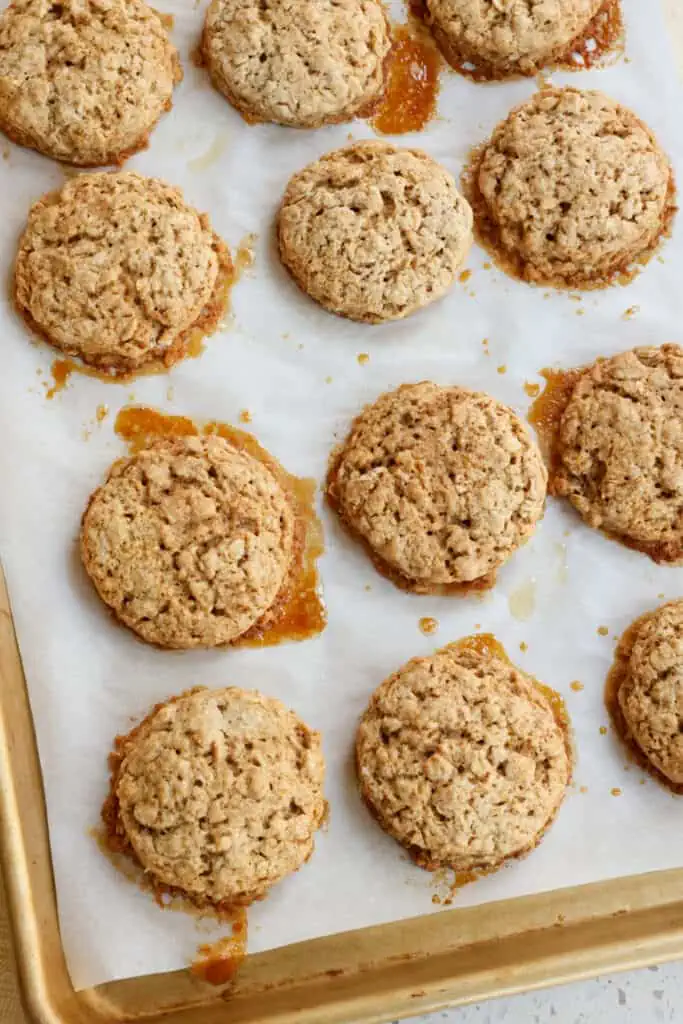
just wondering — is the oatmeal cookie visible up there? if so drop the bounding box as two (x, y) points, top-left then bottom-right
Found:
(425, 0), (602, 77)
(617, 601), (683, 786)
(328, 382), (547, 591)
(0, 0), (181, 166)
(553, 345), (683, 561)
(356, 643), (571, 871)
(81, 435), (297, 649)
(278, 141), (473, 323)
(14, 172), (231, 375)
(469, 88), (674, 288)
(109, 687), (326, 906)
(202, 0), (390, 128)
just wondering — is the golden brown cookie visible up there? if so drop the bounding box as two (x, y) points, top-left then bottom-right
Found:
(552, 345), (683, 562)
(425, 0), (602, 78)
(202, 0), (391, 128)
(0, 0), (181, 166)
(106, 687), (326, 907)
(328, 382), (547, 592)
(278, 141), (473, 323)
(14, 172), (231, 375)
(81, 436), (297, 649)
(467, 88), (674, 288)
(616, 601), (683, 786)
(356, 643), (572, 872)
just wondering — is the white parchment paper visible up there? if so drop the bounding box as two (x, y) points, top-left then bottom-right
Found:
(1, 0), (683, 991)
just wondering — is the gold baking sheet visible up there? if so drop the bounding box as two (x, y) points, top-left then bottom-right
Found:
(4, 562), (683, 1024)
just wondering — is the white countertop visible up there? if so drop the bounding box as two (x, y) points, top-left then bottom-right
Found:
(410, 960), (679, 1023)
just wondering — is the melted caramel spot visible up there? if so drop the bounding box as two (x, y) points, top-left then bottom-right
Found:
(233, 234), (257, 281)
(115, 407), (197, 451)
(527, 367), (584, 463)
(371, 23), (440, 135)
(190, 911), (247, 986)
(45, 358), (75, 398)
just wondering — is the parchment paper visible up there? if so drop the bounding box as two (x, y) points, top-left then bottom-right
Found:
(1, 0), (683, 991)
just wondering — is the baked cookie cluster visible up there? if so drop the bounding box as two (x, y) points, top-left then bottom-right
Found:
(1, 0), (681, 961)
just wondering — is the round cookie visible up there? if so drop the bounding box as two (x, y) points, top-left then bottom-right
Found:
(356, 644), (571, 872)
(425, 0), (602, 77)
(0, 0), (181, 166)
(553, 345), (683, 562)
(327, 382), (547, 591)
(470, 88), (673, 287)
(278, 141), (473, 323)
(111, 687), (326, 906)
(202, 0), (391, 128)
(618, 601), (683, 785)
(81, 435), (297, 649)
(14, 172), (231, 375)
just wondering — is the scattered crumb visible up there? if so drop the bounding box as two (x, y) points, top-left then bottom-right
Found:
(364, 584), (372, 592)
(357, 353), (370, 366)
(166, 385), (174, 402)
(95, 404), (108, 424)
(575, 308), (585, 316)
(459, 269), (472, 284)
(658, 593), (665, 599)
(519, 641), (528, 652)
(597, 626), (609, 636)
(431, 894), (441, 905)
(497, 364), (506, 375)
(570, 681), (584, 692)
(599, 726), (608, 736)
(639, 778), (646, 785)
(418, 617), (439, 636)
(483, 262), (491, 270)
(622, 305), (640, 320)
(568, 293), (582, 303)
(239, 409), (252, 424)
(297, 343), (304, 350)
(611, 788), (622, 797)
(128, 392), (136, 402)
(282, 332), (290, 341)
(579, 785), (588, 794)
(524, 381), (541, 398)
(474, 623), (481, 630)
(325, 376), (333, 384)
(481, 338), (490, 356)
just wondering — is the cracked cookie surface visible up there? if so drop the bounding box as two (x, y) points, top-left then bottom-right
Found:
(0, 0), (181, 165)
(553, 345), (683, 561)
(202, 0), (390, 127)
(471, 88), (673, 287)
(81, 435), (296, 648)
(15, 172), (231, 374)
(356, 644), (571, 871)
(278, 141), (473, 323)
(328, 382), (547, 590)
(113, 687), (326, 905)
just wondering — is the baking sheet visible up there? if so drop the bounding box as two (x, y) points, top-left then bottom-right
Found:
(0, 0), (682, 992)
